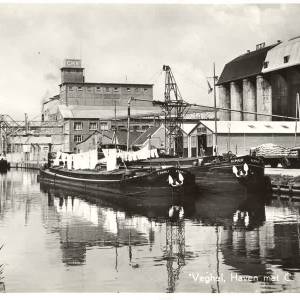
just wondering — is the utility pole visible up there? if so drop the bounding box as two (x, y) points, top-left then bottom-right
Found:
(0, 115), (3, 154)
(25, 113), (28, 135)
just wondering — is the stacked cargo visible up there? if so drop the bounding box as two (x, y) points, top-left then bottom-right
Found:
(255, 143), (290, 157)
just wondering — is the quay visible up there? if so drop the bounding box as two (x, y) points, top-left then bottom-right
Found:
(265, 167), (300, 197)
(6, 158), (300, 198)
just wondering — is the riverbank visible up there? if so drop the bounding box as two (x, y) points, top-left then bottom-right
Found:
(9, 161), (43, 170)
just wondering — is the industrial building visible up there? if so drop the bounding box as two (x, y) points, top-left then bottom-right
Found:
(217, 36), (300, 121)
(43, 59), (161, 152)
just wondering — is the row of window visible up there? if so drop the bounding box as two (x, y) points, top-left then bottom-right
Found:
(68, 86), (149, 93)
(74, 121), (98, 131)
(263, 55), (290, 69)
(74, 122), (151, 132)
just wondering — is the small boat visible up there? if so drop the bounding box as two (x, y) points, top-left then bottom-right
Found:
(0, 154), (10, 172)
(38, 165), (196, 203)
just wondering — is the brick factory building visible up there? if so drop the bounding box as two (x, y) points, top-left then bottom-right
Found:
(217, 36), (300, 121)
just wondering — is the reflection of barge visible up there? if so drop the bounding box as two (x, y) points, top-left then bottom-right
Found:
(0, 154), (10, 172)
(38, 166), (196, 203)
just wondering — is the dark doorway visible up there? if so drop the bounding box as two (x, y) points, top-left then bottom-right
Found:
(175, 136), (184, 157)
(197, 135), (207, 156)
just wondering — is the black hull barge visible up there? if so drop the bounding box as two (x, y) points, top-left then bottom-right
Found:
(125, 155), (270, 195)
(187, 155), (270, 195)
(38, 166), (196, 204)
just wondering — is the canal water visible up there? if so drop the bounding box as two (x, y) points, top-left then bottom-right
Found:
(0, 169), (300, 293)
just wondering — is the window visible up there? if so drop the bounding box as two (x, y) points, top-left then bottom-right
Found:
(284, 55), (290, 63)
(114, 87), (119, 92)
(74, 135), (83, 143)
(96, 86), (101, 92)
(105, 87), (110, 92)
(74, 122), (83, 131)
(100, 122), (108, 130)
(135, 87), (139, 92)
(89, 122), (98, 130)
(78, 86), (83, 91)
(87, 86), (93, 92)
(263, 61), (269, 68)
(69, 86), (74, 91)
(144, 88), (148, 92)
(127, 87), (131, 92)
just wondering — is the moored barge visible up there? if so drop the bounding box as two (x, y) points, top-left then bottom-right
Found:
(125, 155), (270, 195)
(38, 166), (196, 203)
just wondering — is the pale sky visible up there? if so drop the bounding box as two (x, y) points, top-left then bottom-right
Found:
(1, 3), (300, 120)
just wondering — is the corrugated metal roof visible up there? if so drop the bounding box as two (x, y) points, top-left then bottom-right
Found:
(200, 121), (300, 134)
(262, 37), (300, 73)
(116, 131), (141, 146)
(217, 44), (278, 85)
(58, 105), (162, 120)
(134, 126), (161, 145)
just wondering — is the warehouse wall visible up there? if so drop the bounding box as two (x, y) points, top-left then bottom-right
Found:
(217, 133), (300, 156)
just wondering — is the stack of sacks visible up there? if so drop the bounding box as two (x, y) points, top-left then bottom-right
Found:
(255, 143), (290, 157)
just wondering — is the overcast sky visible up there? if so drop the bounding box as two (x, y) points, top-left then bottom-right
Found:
(1, 3), (300, 120)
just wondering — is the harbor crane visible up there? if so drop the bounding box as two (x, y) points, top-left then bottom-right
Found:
(153, 65), (191, 156)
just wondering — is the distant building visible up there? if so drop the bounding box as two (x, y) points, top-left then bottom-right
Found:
(6, 135), (62, 166)
(217, 37), (300, 121)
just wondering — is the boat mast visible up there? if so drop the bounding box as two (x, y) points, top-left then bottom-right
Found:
(126, 97), (133, 152)
(114, 99), (117, 149)
(295, 93), (299, 147)
(213, 63), (218, 155)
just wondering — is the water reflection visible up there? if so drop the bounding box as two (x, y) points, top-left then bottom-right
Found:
(0, 170), (300, 292)
(40, 183), (188, 292)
